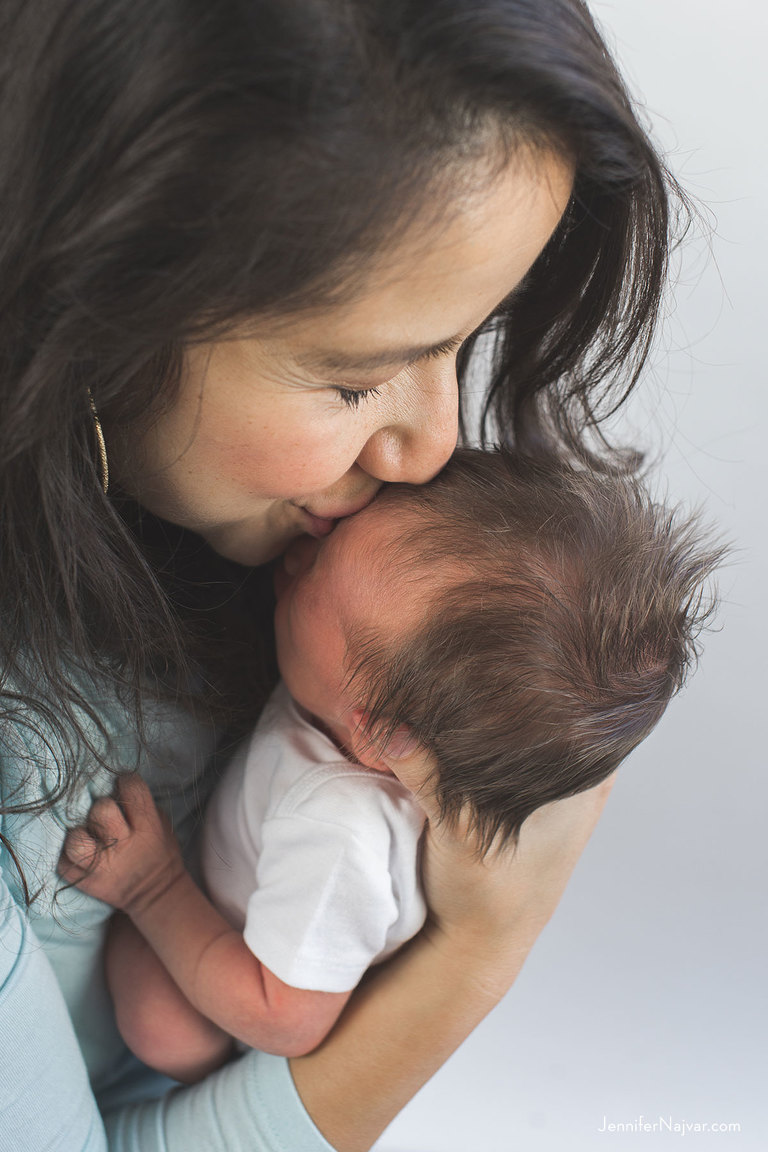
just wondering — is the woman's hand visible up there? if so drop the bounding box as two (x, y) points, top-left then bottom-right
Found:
(58, 774), (186, 916)
(291, 746), (615, 1152)
(387, 743), (616, 975)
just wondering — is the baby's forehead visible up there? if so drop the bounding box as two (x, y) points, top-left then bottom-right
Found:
(337, 496), (422, 578)
(337, 493), (472, 606)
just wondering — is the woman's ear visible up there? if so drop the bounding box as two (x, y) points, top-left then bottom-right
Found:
(346, 710), (416, 774)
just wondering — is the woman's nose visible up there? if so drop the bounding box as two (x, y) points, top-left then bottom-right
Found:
(356, 364), (459, 485)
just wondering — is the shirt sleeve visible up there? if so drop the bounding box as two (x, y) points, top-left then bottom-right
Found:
(1, 722), (336, 1152)
(0, 871), (108, 1152)
(103, 1050), (337, 1152)
(0, 873), (335, 1152)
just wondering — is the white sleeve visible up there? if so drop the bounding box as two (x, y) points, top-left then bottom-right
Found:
(242, 810), (401, 993)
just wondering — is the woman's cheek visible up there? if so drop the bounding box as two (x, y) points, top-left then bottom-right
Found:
(268, 420), (367, 494)
(200, 381), (372, 498)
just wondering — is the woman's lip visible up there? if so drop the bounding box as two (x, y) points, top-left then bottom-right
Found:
(298, 492), (379, 536)
(301, 511), (337, 539)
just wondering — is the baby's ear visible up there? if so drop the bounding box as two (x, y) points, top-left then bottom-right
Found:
(346, 710), (414, 774)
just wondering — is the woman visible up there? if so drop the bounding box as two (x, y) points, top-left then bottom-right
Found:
(0, 1), (675, 1149)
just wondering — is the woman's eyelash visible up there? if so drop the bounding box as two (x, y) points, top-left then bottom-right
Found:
(331, 338), (467, 409)
(421, 337), (464, 361)
(334, 385), (381, 409)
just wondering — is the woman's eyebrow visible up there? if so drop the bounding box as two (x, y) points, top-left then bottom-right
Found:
(298, 333), (465, 375)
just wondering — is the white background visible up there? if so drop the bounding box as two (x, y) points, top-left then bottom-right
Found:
(376, 2), (767, 1149)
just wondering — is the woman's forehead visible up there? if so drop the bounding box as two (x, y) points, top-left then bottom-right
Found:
(261, 150), (573, 373)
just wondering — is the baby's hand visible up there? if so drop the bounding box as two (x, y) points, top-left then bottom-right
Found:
(59, 774), (186, 915)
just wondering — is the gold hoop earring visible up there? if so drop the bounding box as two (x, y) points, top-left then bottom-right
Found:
(87, 388), (109, 495)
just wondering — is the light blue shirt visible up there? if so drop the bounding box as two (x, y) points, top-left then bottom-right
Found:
(0, 680), (336, 1151)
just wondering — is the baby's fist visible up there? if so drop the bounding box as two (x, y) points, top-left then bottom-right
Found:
(59, 774), (183, 913)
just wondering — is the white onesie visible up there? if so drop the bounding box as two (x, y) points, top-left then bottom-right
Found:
(202, 683), (426, 993)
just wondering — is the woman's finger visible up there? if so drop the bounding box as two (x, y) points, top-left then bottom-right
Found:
(379, 738), (442, 824)
(517, 772), (616, 864)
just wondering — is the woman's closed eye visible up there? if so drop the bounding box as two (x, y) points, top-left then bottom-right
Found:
(333, 385), (382, 409)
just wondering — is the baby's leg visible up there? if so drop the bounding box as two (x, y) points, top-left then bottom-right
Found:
(105, 912), (234, 1084)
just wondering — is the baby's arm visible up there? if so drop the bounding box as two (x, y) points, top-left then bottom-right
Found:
(104, 911), (235, 1083)
(59, 774), (352, 1060)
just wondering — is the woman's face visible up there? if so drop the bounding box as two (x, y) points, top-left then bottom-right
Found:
(112, 152), (572, 566)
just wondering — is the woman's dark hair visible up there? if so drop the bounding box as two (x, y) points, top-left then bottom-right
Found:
(0, 0), (682, 863)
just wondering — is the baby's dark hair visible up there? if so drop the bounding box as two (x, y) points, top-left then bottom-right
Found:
(350, 450), (723, 853)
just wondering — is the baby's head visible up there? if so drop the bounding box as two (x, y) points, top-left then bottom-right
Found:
(275, 449), (722, 851)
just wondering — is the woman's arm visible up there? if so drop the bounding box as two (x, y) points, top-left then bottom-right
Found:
(100, 763), (612, 1152)
(289, 750), (616, 1152)
(0, 866), (107, 1152)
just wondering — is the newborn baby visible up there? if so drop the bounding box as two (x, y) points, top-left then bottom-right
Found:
(60, 449), (719, 1082)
